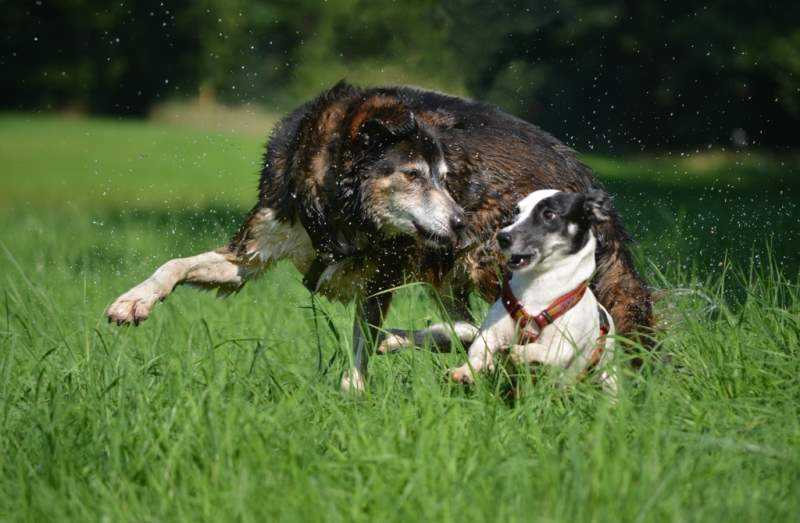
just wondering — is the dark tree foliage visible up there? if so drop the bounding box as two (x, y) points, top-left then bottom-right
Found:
(1, 0), (798, 148)
(443, 0), (800, 148)
(0, 1), (209, 115)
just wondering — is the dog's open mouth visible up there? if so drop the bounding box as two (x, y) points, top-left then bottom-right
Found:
(507, 254), (534, 271)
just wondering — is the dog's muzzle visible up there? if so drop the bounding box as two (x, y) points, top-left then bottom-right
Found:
(414, 210), (468, 249)
(496, 231), (538, 271)
(507, 253), (536, 270)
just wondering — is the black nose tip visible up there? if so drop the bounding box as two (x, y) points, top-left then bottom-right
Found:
(450, 214), (466, 233)
(496, 231), (511, 250)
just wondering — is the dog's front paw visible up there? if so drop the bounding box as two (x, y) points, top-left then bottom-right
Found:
(377, 331), (410, 354)
(340, 368), (366, 393)
(106, 280), (165, 326)
(450, 364), (475, 385)
(507, 344), (529, 366)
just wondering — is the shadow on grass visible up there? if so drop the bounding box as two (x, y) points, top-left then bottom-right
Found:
(100, 180), (800, 276)
(98, 203), (248, 237)
(49, 173), (800, 282)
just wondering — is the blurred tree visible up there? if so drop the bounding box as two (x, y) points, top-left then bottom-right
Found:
(1, 0), (208, 115)
(0, 0), (463, 114)
(190, 0), (318, 108)
(2, 0), (799, 148)
(257, 0), (464, 105)
(442, 0), (800, 148)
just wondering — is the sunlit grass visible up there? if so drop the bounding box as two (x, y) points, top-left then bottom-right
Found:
(0, 114), (263, 209)
(0, 115), (798, 521)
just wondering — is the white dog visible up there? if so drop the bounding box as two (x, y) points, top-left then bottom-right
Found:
(450, 189), (618, 395)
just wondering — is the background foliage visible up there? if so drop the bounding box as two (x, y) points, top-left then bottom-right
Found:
(3, 0), (800, 149)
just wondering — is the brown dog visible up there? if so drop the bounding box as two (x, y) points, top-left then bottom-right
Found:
(106, 82), (652, 391)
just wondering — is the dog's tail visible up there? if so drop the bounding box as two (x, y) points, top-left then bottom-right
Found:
(591, 198), (655, 363)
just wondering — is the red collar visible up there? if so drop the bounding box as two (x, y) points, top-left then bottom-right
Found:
(501, 273), (589, 343)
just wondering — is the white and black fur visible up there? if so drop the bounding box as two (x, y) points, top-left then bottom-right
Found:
(450, 189), (618, 395)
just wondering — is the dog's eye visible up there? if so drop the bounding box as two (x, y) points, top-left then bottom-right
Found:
(543, 210), (556, 221)
(404, 169), (422, 179)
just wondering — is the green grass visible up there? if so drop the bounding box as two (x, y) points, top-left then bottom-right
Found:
(1, 114), (799, 522)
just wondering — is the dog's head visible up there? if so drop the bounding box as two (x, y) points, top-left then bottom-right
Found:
(496, 189), (612, 273)
(348, 101), (465, 249)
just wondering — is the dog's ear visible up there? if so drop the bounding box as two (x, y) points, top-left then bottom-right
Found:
(355, 106), (417, 149)
(583, 189), (613, 223)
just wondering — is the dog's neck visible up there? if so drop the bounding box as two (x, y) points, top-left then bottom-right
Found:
(508, 235), (596, 311)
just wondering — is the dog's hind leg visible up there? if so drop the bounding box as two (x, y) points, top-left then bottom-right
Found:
(508, 340), (619, 397)
(596, 336), (619, 397)
(378, 321), (478, 354)
(592, 211), (653, 346)
(507, 342), (575, 368)
(377, 286), (478, 354)
(598, 368), (619, 397)
(106, 207), (313, 325)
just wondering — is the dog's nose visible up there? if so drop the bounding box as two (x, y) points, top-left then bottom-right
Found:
(496, 231), (511, 250)
(450, 214), (466, 234)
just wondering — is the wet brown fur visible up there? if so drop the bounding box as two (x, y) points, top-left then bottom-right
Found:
(231, 82), (653, 344)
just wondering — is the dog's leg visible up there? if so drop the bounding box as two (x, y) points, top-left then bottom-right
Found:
(449, 334), (495, 384)
(377, 287), (478, 354)
(449, 302), (514, 384)
(597, 337), (619, 396)
(378, 321), (478, 354)
(341, 292), (393, 392)
(598, 368), (619, 396)
(106, 207), (313, 325)
(592, 216), (653, 348)
(451, 328), (518, 385)
(106, 248), (252, 325)
(508, 342), (618, 396)
(507, 342), (575, 367)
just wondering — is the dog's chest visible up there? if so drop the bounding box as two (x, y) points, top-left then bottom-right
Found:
(309, 243), (453, 302)
(522, 294), (600, 354)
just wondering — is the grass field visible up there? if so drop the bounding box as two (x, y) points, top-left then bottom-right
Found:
(1, 114), (799, 522)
